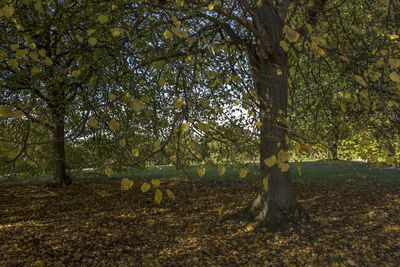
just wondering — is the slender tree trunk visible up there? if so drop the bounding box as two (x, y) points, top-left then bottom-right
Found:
(226, 6), (308, 232)
(330, 139), (338, 160)
(51, 112), (71, 186)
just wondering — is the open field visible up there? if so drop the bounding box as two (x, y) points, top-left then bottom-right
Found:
(1, 161), (400, 265)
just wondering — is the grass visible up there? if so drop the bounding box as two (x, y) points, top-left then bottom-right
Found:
(1, 160), (399, 187)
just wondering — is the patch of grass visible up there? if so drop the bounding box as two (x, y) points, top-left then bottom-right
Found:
(1, 161), (399, 188)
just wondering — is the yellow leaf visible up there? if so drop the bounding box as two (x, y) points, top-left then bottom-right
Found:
(218, 207), (222, 216)
(30, 53), (38, 61)
(88, 37), (97, 46)
(31, 66), (40, 74)
(88, 117), (98, 128)
(141, 182), (151, 193)
(197, 166), (206, 177)
(283, 25), (300, 43)
(14, 110), (24, 119)
(119, 139), (126, 148)
(151, 179), (161, 188)
(71, 70), (81, 77)
(389, 72), (400, 83)
(256, 0), (263, 8)
(76, 34), (84, 43)
(264, 155), (277, 167)
(195, 153), (203, 159)
(158, 78), (165, 87)
(166, 189), (175, 200)
(38, 48), (46, 57)
(121, 178), (133, 191)
(2, 5), (14, 18)
(10, 44), (19, 51)
(111, 28), (123, 37)
(208, 3), (215, 10)
(8, 59), (18, 69)
(44, 57), (53, 66)
(174, 98), (183, 109)
(181, 122), (189, 132)
(0, 106), (13, 118)
(295, 162), (302, 176)
(295, 142), (301, 151)
(388, 58), (400, 69)
(279, 163), (290, 172)
(153, 139), (161, 152)
(279, 40), (289, 52)
(16, 49), (28, 57)
(170, 155), (176, 162)
(278, 150), (290, 162)
(241, 152), (248, 161)
(339, 102), (346, 112)
(239, 168), (248, 178)
(35, 0), (43, 12)
(109, 119), (120, 131)
(218, 165), (226, 176)
(163, 29), (173, 39)
(132, 148), (139, 157)
(155, 189), (162, 204)
(87, 29), (96, 36)
(263, 178), (268, 189)
(388, 100), (397, 107)
(306, 23), (312, 34)
(129, 99), (143, 112)
(354, 75), (367, 87)
(105, 167), (113, 177)
(98, 14), (109, 24)
(255, 121), (263, 127)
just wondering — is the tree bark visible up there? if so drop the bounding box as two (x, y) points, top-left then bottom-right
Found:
(51, 112), (71, 186)
(226, 4), (309, 232)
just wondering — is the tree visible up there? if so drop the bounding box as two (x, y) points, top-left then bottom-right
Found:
(142, 0), (399, 232)
(0, 1), (158, 185)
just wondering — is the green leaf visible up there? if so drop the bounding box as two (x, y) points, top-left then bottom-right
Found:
(0, 106), (13, 118)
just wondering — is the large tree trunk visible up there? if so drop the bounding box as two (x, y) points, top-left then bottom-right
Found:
(51, 109), (71, 186)
(227, 5), (308, 232)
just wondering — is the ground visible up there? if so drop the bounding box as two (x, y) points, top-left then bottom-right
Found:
(1, 163), (400, 265)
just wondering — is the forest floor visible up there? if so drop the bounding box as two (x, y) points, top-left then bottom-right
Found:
(1, 164), (400, 266)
